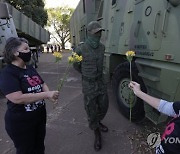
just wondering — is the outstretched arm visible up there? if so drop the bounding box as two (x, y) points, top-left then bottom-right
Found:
(129, 81), (160, 109)
(129, 81), (177, 117)
(6, 90), (59, 105)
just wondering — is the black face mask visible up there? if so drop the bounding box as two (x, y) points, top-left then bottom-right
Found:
(18, 51), (31, 62)
(86, 31), (102, 48)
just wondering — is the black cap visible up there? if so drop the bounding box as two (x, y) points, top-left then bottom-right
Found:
(87, 21), (105, 34)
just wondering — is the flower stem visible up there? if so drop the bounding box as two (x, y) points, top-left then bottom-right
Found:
(129, 91), (132, 122)
(130, 61), (132, 81)
(129, 61), (132, 122)
(57, 64), (70, 91)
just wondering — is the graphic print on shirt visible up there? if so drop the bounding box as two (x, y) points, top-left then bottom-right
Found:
(23, 74), (45, 111)
(156, 145), (165, 154)
(155, 122), (174, 154)
(161, 122), (175, 140)
(27, 75), (42, 86)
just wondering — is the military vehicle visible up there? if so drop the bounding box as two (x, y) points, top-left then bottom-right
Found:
(0, 2), (50, 69)
(70, 0), (180, 124)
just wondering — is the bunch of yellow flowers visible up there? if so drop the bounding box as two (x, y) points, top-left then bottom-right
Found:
(53, 51), (62, 62)
(52, 51), (83, 92)
(68, 52), (83, 64)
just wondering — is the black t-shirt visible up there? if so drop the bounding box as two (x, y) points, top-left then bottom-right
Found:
(156, 101), (180, 154)
(0, 64), (45, 112)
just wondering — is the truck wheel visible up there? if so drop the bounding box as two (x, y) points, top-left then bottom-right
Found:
(112, 62), (146, 122)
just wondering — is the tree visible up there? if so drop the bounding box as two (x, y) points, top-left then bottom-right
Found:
(47, 7), (74, 49)
(5, 0), (48, 27)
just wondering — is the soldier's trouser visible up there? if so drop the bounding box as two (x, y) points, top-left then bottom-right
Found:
(84, 93), (109, 130)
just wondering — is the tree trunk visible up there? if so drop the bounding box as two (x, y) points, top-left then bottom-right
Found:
(61, 40), (65, 49)
(61, 43), (65, 49)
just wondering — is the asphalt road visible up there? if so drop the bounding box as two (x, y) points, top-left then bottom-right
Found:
(0, 52), (160, 154)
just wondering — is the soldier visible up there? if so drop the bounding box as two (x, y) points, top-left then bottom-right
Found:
(73, 21), (109, 151)
(58, 45), (61, 52)
(50, 45), (54, 53)
(47, 45), (49, 53)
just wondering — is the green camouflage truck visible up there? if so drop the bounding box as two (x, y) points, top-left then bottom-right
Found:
(0, 2), (50, 68)
(70, 0), (180, 124)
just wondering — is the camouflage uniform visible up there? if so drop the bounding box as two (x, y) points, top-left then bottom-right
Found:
(74, 21), (109, 130)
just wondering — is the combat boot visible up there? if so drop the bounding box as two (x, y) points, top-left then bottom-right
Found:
(99, 122), (108, 132)
(94, 128), (101, 151)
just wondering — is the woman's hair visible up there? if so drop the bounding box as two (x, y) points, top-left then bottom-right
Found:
(3, 37), (28, 64)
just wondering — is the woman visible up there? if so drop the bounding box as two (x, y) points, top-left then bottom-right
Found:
(0, 37), (59, 154)
(129, 81), (180, 154)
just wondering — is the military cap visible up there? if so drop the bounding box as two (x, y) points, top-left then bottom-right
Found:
(87, 21), (105, 34)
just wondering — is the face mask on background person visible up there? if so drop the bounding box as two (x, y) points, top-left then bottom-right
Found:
(87, 31), (102, 49)
(18, 50), (31, 62)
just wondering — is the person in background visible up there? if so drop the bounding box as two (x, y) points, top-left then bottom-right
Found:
(0, 37), (59, 154)
(50, 44), (54, 53)
(58, 45), (61, 52)
(73, 21), (109, 151)
(54, 45), (57, 52)
(129, 81), (180, 154)
(47, 45), (49, 53)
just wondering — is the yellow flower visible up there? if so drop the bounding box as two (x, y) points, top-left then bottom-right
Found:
(78, 56), (83, 62)
(72, 52), (76, 56)
(126, 51), (135, 62)
(126, 51), (135, 57)
(53, 51), (62, 62)
(53, 52), (62, 58)
(68, 56), (74, 63)
(68, 52), (83, 64)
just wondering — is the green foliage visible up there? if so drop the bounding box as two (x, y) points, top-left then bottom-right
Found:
(47, 6), (74, 49)
(5, 0), (48, 27)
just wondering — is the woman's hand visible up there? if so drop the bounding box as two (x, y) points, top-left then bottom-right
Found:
(47, 91), (59, 103)
(129, 81), (141, 96)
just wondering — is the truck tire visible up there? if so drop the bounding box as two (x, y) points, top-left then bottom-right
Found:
(112, 61), (146, 122)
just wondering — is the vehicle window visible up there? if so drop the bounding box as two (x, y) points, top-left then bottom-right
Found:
(83, 0), (85, 13)
(112, 0), (116, 6)
(97, 1), (104, 18)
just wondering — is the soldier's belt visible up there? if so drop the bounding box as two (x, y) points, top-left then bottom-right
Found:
(82, 75), (102, 82)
